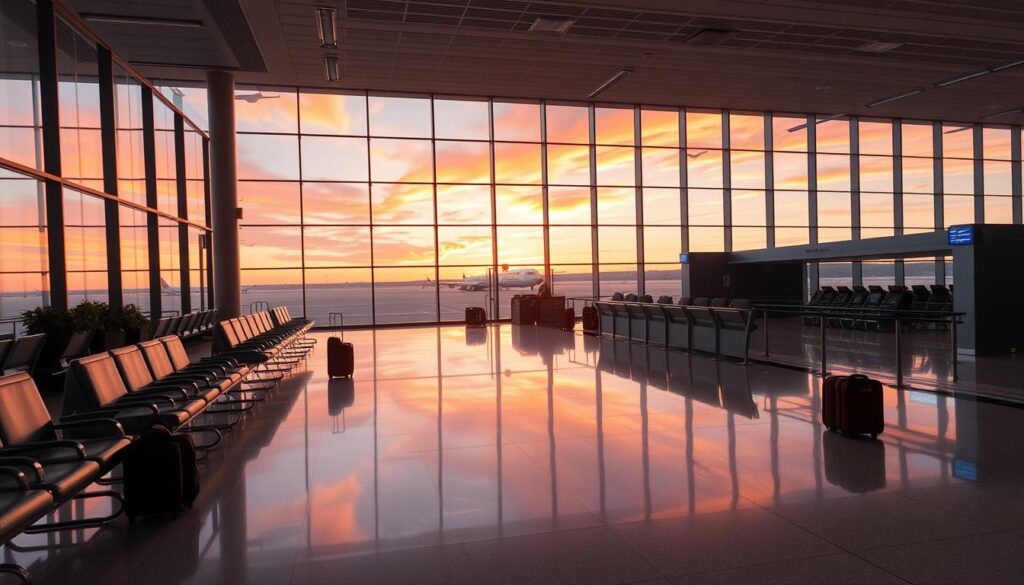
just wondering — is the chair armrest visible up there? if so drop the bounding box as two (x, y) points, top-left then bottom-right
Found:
(62, 403), (161, 418)
(137, 385), (190, 399)
(0, 440), (86, 460)
(54, 418), (127, 438)
(0, 467), (29, 492)
(0, 457), (45, 483)
(118, 393), (179, 406)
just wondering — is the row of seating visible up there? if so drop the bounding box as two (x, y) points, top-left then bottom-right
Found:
(803, 285), (954, 331)
(212, 306), (315, 375)
(594, 298), (757, 361)
(0, 333), (47, 376)
(150, 309), (220, 341)
(0, 306), (313, 583)
(610, 292), (748, 309)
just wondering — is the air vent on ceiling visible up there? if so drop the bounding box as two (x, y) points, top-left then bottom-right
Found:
(528, 17), (574, 34)
(856, 41), (903, 54)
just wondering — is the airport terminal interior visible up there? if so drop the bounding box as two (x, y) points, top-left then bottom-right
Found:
(2, 0), (1024, 583)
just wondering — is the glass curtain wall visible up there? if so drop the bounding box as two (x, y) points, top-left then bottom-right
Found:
(235, 88), (1023, 325)
(0, 0), (210, 329)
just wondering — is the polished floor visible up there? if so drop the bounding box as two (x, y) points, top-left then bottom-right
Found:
(7, 325), (1024, 584)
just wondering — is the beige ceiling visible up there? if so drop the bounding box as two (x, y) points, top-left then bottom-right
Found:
(71, 0), (1024, 123)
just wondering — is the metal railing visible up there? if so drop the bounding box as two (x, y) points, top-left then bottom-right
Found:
(754, 303), (964, 388)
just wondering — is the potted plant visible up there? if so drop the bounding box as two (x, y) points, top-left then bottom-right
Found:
(70, 301), (115, 352)
(108, 304), (150, 345)
(21, 306), (74, 372)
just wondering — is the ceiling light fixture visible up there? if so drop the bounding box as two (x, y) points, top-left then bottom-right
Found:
(932, 69), (990, 88)
(856, 41), (903, 54)
(81, 14), (204, 29)
(685, 28), (734, 45)
(588, 68), (633, 99)
(865, 87), (926, 108)
(324, 55), (340, 82)
(990, 58), (1024, 72)
(315, 6), (337, 48)
(980, 106), (1024, 120)
(943, 125), (972, 135)
(528, 18), (574, 34)
(787, 113), (847, 133)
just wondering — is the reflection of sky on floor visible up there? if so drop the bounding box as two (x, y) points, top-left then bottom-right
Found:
(8, 324), (1024, 585)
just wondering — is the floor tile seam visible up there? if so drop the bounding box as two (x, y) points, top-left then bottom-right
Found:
(885, 487), (1024, 533)
(751, 502), (918, 584)
(854, 526), (1020, 553)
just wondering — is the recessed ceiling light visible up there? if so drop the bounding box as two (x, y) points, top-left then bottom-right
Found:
(316, 6), (337, 49)
(980, 106), (1023, 120)
(528, 18), (574, 34)
(865, 87), (925, 108)
(856, 41), (903, 54)
(81, 14), (204, 29)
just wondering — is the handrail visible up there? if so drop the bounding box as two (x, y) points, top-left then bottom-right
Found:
(0, 157), (211, 232)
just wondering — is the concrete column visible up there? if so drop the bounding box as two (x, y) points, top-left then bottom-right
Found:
(206, 70), (241, 317)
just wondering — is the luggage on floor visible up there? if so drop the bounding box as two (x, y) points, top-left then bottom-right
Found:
(124, 425), (200, 522)
(511, 295), (538, 325)
(823, 374), (884, 438)
(561, 307), (575, 331)
(823, 430), (886, 493)
(582, 305), (599, 334)
(327, 336), (354, 378)
(465, 306), (486, 327)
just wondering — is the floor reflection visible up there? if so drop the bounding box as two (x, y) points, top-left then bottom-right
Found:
(9, 324), (1024, 585)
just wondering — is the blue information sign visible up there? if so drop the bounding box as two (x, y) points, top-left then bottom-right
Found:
(679, 253), (689, 264)
(948, 225), (974, 246)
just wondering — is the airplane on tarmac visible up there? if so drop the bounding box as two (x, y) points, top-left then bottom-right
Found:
(429, 268), (544, 291)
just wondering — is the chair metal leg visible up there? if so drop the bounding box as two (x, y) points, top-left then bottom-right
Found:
(21, 490), (125, 535)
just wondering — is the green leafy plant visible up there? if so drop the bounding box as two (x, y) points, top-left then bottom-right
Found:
(108, 304), (149, 332)
(71, 301), (110, 333)
(21, 306), (74, 338)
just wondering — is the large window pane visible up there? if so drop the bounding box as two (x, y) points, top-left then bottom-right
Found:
(434, 99), (489, 140)
(595, 107), (634, 145)
(437, 184), (491, 225)
(373, 226), (435, 265)
(305, 268), (372, 326)
(496, 227), (543, 267)
(368, 96), (431, 137)
(685, 111), (721, 148)
(493, 101), (540, 142)
(496, 186), (542, 224)
(298, 91), (367, 135)
(237, 134), (299, 180)
(438, 226), (493, 265)
(239, 182), (301, 225)
(436, 140), (490, 184)
(304, 227), (372, 267)
(494, 142), (541, 184)
(546, 104), (589, 144)
(548, 186), (591, 225)
(641, 109), (678, 147)
(370, 138), (432, 182)
(235, 87), (297, 133)
(374, 268), (437, 324)
(598, 226), (637, 263)
(547, 144), (591, 185)
(597, 187), (636, 224)
(371, 183), (434, 224)
(301, 136), (368, 181)
(303, 183), (370, 225)
(549, 226), (592, 264)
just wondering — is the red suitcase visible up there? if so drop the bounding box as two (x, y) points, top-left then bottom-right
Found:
(582, 305), (599, 334)
(561, 307), (575, 331)
(327, 336), (354, 378)
(823, 374), (884, 438)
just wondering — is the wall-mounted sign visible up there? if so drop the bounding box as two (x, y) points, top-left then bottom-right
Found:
(948, 225), (974, 246)
(679, 253), (689, 264)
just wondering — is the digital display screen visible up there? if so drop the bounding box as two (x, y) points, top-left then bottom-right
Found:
(948, 225), (974, 246)
(952, 458), (978, 482)
(679, 253), (689, 264)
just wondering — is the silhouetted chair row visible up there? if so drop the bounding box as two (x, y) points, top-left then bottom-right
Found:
(0, 371), (133, 582)
(211, 307), (315, 381)
(0, 334), (46, 376)
(150, 309), (219, 341)
(802, 284), (953, 331)
(594, 297), (756, 361)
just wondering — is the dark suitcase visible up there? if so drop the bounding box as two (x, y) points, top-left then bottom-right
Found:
(327, 336), (354, 378)
(124, 425), (199, 522)
(465, 306), (486, 327)
(823, 430), (886, 493)
(823, 374), (884, 438)
(561, 307), (575, 331)
(582, 305), (599, 334)
(511, 295), (538, 325)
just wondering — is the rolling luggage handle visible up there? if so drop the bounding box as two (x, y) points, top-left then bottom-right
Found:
(329, 312), (344, 340)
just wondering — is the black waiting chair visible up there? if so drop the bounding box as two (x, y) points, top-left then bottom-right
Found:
(610, 292), (624, 301)
(2, 334), (46, 375)
(677, 297), (692, 306)
(0, 340), (13, 372)
(638, 295), (653, 303)
(657, 295), (673, 304)
(0, 470), (54, 583)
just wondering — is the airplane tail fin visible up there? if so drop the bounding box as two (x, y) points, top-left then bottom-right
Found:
(160, 277), (170, 290)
